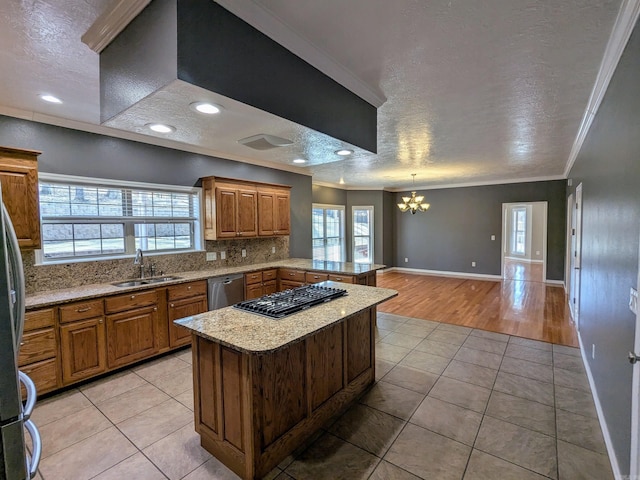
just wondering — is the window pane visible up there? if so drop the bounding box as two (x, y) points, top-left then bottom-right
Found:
(354, 209), (370, 236)
(354, 237), (371, 263)
(325, 237), (342, 261)
(312, 208), (324, 239)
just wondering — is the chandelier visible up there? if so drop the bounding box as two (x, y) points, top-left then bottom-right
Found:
(397, 174), (430, 214)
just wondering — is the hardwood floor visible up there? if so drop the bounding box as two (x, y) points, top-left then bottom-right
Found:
(376, 271), (578, 347)
(503, 257), (543, 282)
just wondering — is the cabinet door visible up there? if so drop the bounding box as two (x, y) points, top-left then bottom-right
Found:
(237, 188), (258, 236)
(215, 186), (238, 238)
(168, 295), (208, 347)
(0, 156), (41, 248)
(60, 317), (106, 384)
(274, 190), (291, 235)
(258, 190), (275, 236)
(106, 306), (158, 368)
(263, 280), (277, 295)
(245, 283), (263, 300)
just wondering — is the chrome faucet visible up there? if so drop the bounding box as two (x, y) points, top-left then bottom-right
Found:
(134, 248), (145, 278)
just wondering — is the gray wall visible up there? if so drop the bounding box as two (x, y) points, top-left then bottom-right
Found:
(394, 181), (566, 280)
(382, 191), (396, 267)
(312, 184), (347, 206)
(0, 115), (312, 258)
(567, 19), (640, 474)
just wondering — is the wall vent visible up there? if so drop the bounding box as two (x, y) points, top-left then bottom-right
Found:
(237, 134), (293, 150)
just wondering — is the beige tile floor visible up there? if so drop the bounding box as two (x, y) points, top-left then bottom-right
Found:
(29, 313), (614, 479)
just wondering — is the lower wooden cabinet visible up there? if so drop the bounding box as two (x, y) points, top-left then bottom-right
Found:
(59, 317), (107, 384)
(106, 306), (158, 368)
(168, 280), (208, 348)
(19, 307), (60, 395)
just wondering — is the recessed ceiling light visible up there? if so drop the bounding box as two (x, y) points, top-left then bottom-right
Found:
(190, 102), (223, 114)
(146, 123), (176, 134)
(339, 177), (345, 184)
(293, 158), (306, 164)
(40, 94), (62, 104)
(335, 149), (353, 156)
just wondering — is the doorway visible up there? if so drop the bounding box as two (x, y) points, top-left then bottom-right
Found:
(501, 202), (548, 283)
(569, 184), (583, 325)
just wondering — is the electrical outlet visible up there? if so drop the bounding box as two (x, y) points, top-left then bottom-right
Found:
(491, 235), (496, 241)
(206, 252), (217, 261)
(404, 257), (409, 263)
(220, 251), (226, 260)
(241, 249), (247, 258)
(592, 344), (596, 359)
(271, 246), (276, 253)
(536, 250), (541, 256)
(471, 261), (476, 267)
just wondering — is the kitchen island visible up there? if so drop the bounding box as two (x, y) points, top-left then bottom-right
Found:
(175, 281), (397, 480)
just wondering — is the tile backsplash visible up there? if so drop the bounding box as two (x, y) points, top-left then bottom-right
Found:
(23, 236), (289, 294)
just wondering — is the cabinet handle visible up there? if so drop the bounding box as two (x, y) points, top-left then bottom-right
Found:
(153, 307), (158, 311)
(20, 342), (25, 346)
(187, 286), (192, 290)
(289, 273), (295, 276)
(76, 307), (91, 313)
(98, 319), (103, 324)
(335, 277), (342, 281)
(131, 295), (136, 299)
(238, 232), (243, 236)
(314, 275), (320, 279)
(170, 303), (175, 308)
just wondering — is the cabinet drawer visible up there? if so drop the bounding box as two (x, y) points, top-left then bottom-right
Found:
(328, 274), (355, 284)
(20, 358), (59, 396)
(245, 271), (263, 285)
(105, 289), (158, 314)
(168, 280), (207, 301)
(24, 308), (55, 331)
(262, 269), (277, 281)
(279, 269), (305, 282)
(305, 272), (329, 283)
(280, 280), (305, 290)
(59, 300), (104, 323)
(18, 328), (56, 366)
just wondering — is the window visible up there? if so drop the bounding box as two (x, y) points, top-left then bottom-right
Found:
(38, 174), (201, 262)
(312, 204), (345, 261)
(511, 207), (526, 255)
(352, 206), (374, 263)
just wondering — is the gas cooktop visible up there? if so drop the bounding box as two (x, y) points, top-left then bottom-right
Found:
(234, 285), (348, 319)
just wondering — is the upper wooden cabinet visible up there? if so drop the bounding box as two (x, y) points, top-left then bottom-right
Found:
(202, 176), (291, 240)
(0, 146), (42, 249)
(258, 188), (290, 236)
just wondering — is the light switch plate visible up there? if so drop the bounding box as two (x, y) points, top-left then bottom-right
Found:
(206, 252), (217, 261)
(272, 246), (276, 253)
(491, 235), (496, 241)
(220, 251), (226, 260)
(241, 249), (247, 257)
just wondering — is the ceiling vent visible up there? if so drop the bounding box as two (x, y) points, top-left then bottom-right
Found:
(238, 134), (293, 150)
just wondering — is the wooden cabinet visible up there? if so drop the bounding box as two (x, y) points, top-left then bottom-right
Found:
(19, 308), (60, 395)
(202, 176), (290, 240)
(105, 290), (159, 368)
(59, 300), (107, 384)
(328, 274), (355, 284)
(305, 272), (329, 284)
(245, 269), (277, 299)
(168, 280), (208, 348)
(0, 146), (41, 249)
(258, 188), (291, 236)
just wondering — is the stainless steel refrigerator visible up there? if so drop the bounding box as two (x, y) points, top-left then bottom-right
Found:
(0, 186), (41, 479)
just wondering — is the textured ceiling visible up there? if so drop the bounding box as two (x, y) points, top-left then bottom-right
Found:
(0, 0), (623, 190)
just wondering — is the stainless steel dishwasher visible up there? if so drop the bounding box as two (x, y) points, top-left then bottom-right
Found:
(207, 274), (245, 310)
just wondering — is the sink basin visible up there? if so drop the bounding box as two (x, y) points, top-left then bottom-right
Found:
(111, 276), (183, 287)
(146, 275), (182, 283)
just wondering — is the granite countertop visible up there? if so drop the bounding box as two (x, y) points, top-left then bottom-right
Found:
(25, 258), (386, 309)
(175, 281), (397, 354)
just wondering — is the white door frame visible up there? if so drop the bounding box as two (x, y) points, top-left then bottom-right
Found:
(501, 202), (548, 281)
(565, 193), (574, 297)
(570, 184), (583, 326)
(630, 242), (640, 477)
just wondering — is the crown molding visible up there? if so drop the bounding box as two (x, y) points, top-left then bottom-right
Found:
(564, 0), (640, 177)
(0, 106), (311, 177)
(214, 0), (386, 108)
(81, 0), (152, 53)
(386, 174), (567, 192)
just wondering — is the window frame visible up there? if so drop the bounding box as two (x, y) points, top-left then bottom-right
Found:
(352, 205), (374, 264)
(511, 206), (527, 256)
(312, 203), (346, 262)
(36, 173), (203, 264)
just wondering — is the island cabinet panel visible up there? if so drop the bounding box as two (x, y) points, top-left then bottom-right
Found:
(221, 347), (245, 451)
(194, 337), (219, 434)
(307, 323), (344, 411)
(347, 310), (373, 382)
(257, 341), (306, 448)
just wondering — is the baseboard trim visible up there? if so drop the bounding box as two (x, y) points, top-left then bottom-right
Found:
(578, 333), (623, 479)
(545, 279), (564, 286)
(504, 256), (544, 264)
(385, 267), (502, 281)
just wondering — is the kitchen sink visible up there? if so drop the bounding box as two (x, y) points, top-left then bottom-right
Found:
(112, 276), (182, 287)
